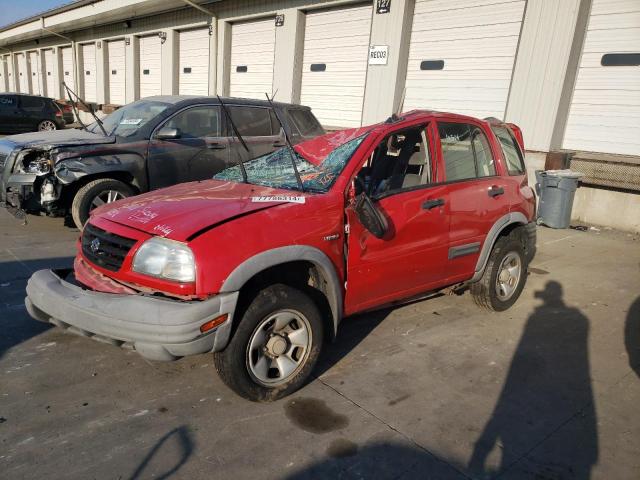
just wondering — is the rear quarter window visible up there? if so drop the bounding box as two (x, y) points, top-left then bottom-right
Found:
(287, 109), (323, 137)
(492, 126), (525, 175)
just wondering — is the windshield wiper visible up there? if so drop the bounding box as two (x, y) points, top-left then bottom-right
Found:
(217, 95), (249, 184)
(62, 82), (108, 136)
(265, 93), (304, 192)
(62, 82), (88, 132)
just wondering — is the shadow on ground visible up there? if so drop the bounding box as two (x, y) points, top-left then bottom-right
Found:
(128, 425), (194, 480)
(625, 296), (640, 378)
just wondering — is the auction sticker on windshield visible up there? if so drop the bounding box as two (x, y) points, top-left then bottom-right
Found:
(120, 118), (143, 125)
(251, 196), (306, 204)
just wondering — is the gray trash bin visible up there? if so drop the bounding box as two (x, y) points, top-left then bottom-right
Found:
(535, 169), (583, 229)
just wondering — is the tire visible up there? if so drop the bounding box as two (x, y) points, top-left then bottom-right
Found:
(471, 230), (528, 312)
(37, 120), (58, 131)
(71, 178), (135, 229)
(214, 284), (324, 402)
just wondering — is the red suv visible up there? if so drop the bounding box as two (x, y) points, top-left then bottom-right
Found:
(25, 111), (536, 401)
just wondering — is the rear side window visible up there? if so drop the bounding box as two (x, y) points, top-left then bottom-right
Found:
(287, 109), (322, 137)
(228, 106), (273, 136)
(492, 126), (525, 175)
(20, 96), (46, 111)
(438, 122), (496, 181)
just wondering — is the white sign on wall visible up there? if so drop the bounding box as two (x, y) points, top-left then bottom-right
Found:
(369, 45), (389, 65)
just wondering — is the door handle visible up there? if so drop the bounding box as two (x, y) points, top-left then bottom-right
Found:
(206, 143), (226, 150)
(422, 198), (445, 210)
(488, 186), (505, 197)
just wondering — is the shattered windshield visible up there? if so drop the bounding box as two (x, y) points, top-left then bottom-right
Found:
(88, 100), (170, 137)
(214, 135), (367, 193)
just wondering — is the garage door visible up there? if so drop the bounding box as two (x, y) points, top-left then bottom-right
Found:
(404, 0), (525, 119)
(43, 49), (57, 98)
(139, 35), (162, 98)
(17, 53), (29, 93)
(28, 51), (42, 96)
(563, 0), (640, 156)
(179, 28), (210, 95)
(0, 56), (8, 92)
(61, 46), (75, 94)
(107, 40), (126, 105)
(229, 17), (276, 99)
(81, 44), (97, 102)
(300, 4), (372, 128)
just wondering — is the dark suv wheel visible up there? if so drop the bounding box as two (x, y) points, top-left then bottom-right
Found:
(471, 229), (528, 311)
(214, 284), (324, 402)
(37, 120), (58, 131)
(71, 178), (135, 229)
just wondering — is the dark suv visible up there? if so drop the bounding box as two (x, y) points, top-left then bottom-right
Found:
(0, 93), (67, 133)
(0, 96), (324, 228)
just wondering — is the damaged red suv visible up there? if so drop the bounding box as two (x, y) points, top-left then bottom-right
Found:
(25, 111), (536, 401)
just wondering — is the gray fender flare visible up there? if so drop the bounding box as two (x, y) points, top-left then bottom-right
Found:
(470, 212), (529, 282)
(220, 246), (343, 336)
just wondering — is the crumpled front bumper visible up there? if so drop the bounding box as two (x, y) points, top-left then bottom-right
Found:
(25, 269), (239, 361)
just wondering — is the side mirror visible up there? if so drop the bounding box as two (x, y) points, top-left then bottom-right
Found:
(354, 192), (388, 239)
(155, 126), (181, 140)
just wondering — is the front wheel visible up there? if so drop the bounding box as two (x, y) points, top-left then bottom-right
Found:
(214, 284), (324, 402)
(71, 178), (135, 229)
(471, 230), (528, 311)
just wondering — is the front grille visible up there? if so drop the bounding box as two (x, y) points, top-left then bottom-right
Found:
(82, 223), (137, 272)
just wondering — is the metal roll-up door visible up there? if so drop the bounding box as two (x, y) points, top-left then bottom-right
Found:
(300, 4), (373, 128)
(28, 51), (42, 95)
(0, 56), (8, 92)
(179, 28), (210, 95)
(17, 53), (29, 93)
(563, 0), (640, 156)
(81, 44), (97, 102)
(139, 35), (162, 98)
(107, 40), (126, 105)
(404, 0), (525, 119)
(61, 46), (75, 93)
(43, 49), (57, 98)
(229, 17), (276, 99)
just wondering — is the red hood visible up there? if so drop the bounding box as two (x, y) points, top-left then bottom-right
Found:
(92, 180), (310, 241)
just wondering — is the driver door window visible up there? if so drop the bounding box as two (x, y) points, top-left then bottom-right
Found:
(163, 106), (221, 138)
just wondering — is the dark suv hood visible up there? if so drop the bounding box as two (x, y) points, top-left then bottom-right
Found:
(0, 129), (115, 149)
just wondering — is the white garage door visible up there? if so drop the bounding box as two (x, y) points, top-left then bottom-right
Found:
(404, 0), (525, 119)
(81, 44), (97, 102)
(17, 53), (29, 93)
(563, 0), (640, 156)
(61, 46), (75, 94)
(28, 51), (42, 96)
(179, 28), (210, 95)
(0, 56), (8, 92)
(107, 40), (126, 105)
(300, 4), (372, 128)
(229, 17), (276, 99)
(43, 49), (57, 98)
(139, 35), (162, 98)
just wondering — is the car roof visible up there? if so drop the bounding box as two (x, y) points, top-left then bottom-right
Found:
(0, 92), (53, 99)
(144, 95), (311, 110)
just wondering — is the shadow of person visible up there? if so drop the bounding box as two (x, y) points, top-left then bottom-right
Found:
(468, 281), (598, 479)
(625, 296), (640, 378)
(129, 425), (194, 480)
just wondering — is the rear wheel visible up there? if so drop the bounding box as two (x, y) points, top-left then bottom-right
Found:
(71, 178), (135, 229)
(214, 284), (324, 402)
(37, 120), (57, 131)
(471, 230), (528, 311)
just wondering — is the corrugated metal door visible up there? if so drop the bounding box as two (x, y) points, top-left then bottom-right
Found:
(107, 40), (126, 105)
(139, 35), (162, 98)
(17, 53), (29, 93)
(563, 0), (640, 156)
(404, 0), (525, 119)
(61, 46), (75, 94)
(28, 51), (42, 95)
(300, 4), (373, 128)
(82, 44), (97, 102)
(229, 17), (276, 99)
(0, 56), (8, 92)
(179, 28), (210, 95)
(43, 49), (57, 98)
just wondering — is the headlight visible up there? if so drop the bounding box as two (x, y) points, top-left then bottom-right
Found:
(132, 237), (195, 283)
(14, 150), (51, 175)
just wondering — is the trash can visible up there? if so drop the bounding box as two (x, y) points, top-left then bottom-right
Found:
(535, 169), (583, 229)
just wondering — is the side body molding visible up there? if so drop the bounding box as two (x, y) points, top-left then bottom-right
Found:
(470, 212), (529, 282)
(220, 246), (344, 336)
